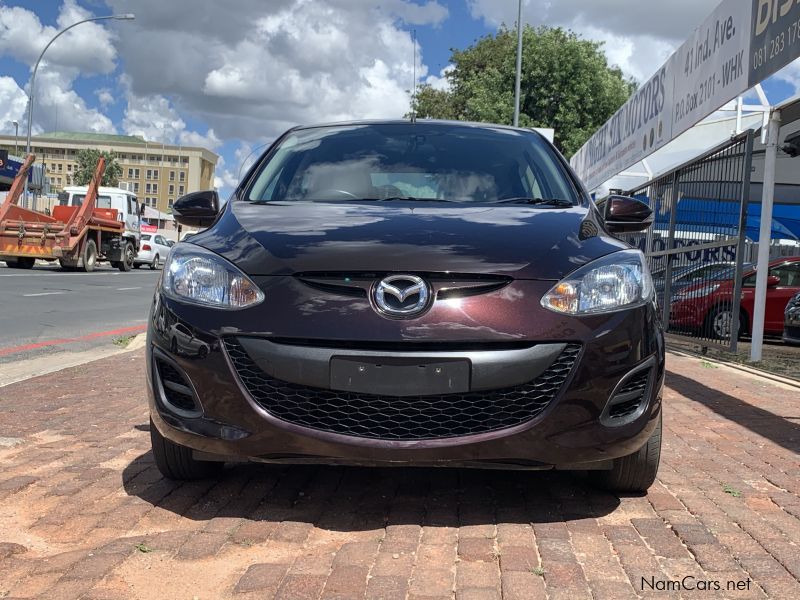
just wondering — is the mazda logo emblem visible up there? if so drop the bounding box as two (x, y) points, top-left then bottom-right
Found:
(372, 275), (431, 318)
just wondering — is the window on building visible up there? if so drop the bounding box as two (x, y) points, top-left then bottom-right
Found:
(67, 164), (72, 172)
(128, 168), (134, 178)
(168, 198), (174, 208)
(57, 163), (63, 172)
(168, 184), (174, 194)
(132, 183), (139, 193)
(145, 183), (152, 194)
(179, 185), (185, 195)
(152, 183), (158, 193)
(169, 171), (175, 181)
(179, 171), (185, 182)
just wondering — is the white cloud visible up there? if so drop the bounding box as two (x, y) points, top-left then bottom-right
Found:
(0, 1), (120, 135)
(0, 0), (117, 75)
(95, 88), (114, 108)
(107, 0), (445, 140)
(31, 69), (115, 134)
(0, 77), (28, 135)
(121, 76), (221, 148)
(425, 64), (454, 91)
(467, 0), (719, 82)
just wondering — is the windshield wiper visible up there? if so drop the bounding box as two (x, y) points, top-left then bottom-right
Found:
(368, 196), (455, 203)
(494, 197), (574, 207)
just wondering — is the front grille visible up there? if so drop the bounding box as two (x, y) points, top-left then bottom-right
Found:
(785, 325), (800, 339)
(224, 339), (581, 441)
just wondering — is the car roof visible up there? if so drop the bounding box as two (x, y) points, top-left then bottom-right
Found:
(290, 119), (546, 137)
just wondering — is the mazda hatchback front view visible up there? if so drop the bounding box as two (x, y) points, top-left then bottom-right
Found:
(146, 121), (664, 492)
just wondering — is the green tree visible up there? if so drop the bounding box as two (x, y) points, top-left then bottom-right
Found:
(411, 26), (635, 157)
(73, 149), (123, 187)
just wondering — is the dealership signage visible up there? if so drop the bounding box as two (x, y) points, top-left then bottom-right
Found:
(570, 64), (674, 193)
(572, 0), (800, 191)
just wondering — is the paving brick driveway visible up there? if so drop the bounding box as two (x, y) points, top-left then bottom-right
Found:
(0, 351), (798, 600)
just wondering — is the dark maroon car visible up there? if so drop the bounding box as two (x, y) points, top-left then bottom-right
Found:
(147, 121), (664, 492)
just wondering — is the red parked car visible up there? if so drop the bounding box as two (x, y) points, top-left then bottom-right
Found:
(670, 257), (800, 339)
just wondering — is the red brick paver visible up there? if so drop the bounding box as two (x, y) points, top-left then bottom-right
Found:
(0, 351), (798, 599)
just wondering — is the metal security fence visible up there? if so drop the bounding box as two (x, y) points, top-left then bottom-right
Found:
(618, 131), (754, 352)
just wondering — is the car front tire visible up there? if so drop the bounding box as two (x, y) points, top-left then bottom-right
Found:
(591, 413), (661, 493)
(150, 419), (224, 480)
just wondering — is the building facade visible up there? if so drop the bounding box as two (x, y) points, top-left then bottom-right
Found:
(0, 131), (218, 215)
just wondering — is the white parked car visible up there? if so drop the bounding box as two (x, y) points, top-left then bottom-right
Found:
(135, 234), (172, 270)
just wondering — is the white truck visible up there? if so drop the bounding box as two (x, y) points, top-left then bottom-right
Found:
(57, 186), (141, 269)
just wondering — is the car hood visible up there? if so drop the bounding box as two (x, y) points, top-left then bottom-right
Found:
(190, 201), (628, 280)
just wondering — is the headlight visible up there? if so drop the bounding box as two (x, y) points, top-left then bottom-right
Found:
(674, 283), (720, 300)
(541, 250), (653, 315)
(162, 243), (264, 309)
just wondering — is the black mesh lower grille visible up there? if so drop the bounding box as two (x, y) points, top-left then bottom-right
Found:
(616, 370), (649, 396)
(155, 358), (197, 412)
(224, 338), (581, 440)
(608, 369), (650, 420)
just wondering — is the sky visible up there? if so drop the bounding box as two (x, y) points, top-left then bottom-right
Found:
(1, 0), (799, 199)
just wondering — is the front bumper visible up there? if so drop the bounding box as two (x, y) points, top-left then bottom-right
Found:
(146, 287), (664, 469)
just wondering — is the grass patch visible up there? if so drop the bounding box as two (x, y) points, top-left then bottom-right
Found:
(700, 360), (718, 369)
(723, 484), (742, 498)
(134, 542), (153, 553)
(531, 566), (545, 576)
(113, 335), (135, 348)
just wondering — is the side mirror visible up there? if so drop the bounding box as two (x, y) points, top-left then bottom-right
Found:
(597, 194), (654, 234)
(172, 190), (219, 228)
(768, 275), (781, 288)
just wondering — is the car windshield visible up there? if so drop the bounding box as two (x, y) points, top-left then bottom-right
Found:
(245, 123), (580, 205)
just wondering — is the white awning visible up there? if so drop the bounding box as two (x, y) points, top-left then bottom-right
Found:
(143, 206), (173, 221)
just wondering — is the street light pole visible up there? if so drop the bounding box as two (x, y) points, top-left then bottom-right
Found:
(11, 120), (19, 155)
(23, 13), (135, 208)
(513, 0), (523, 127)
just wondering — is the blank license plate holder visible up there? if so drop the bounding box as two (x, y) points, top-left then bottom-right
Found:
(330, 357), (470, 396)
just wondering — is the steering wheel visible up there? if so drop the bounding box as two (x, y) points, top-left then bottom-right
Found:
(310, 189), (359, 200)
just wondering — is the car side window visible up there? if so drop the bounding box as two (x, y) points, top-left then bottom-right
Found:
(771, 263), (800, 287)
(742, 273), (756, 288)
(155, 235), (166, 246)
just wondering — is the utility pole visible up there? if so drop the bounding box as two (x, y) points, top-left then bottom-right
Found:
(412, 29), (417, 122)
(513, 0), (523, 126)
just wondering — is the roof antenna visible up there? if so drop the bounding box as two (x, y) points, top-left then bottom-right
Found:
(411, 29), (417, 123)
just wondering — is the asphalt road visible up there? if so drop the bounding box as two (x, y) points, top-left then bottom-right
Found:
(0, 262), (159, 362)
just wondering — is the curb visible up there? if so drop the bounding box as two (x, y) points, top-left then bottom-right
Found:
(0, 333), (146, 388)
(667, 348), (800, 390)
